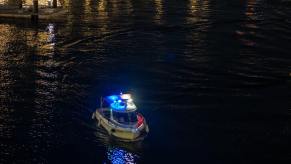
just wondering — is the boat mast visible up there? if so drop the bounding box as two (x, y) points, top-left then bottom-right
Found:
(100, 97), (103, 110)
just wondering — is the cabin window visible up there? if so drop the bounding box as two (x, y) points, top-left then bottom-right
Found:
(102, 100), (110, 108)
(102, 110), (111, 119)
(112, 112), (138, 124)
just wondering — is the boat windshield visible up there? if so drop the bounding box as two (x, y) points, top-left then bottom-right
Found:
(112, 111), (138, 124)
(101, 110), (111, 119)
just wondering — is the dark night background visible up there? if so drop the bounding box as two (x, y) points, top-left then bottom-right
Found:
(0, 0), (290, 163)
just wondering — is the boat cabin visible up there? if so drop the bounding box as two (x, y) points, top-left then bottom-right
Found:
(100, 94), (139, 126)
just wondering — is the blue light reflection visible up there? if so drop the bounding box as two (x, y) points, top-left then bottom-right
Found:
(106, 147), (138, 164)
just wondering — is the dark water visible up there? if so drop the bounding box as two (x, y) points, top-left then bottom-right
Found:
(0, 0), (291, 163)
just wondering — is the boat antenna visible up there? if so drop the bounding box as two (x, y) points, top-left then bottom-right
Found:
(100, 96), (103, 109)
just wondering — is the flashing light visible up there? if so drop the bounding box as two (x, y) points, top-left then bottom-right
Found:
(104, 94), (135, 111)
(120, 94), (131, 100)
(110, 101), (126, 111)
(127, 98), (133, 102)
(106, 95), (119, 102)
(137, 114), (144, 128)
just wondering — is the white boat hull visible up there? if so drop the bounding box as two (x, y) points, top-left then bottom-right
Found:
(93, 110), (149, 141)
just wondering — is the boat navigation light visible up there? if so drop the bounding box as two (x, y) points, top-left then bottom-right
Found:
(121, 94), (131, 99)
(127, 98), (133, 102)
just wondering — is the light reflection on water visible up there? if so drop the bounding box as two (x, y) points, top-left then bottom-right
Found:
(0, 0), (290, 163)
(93, 127), (142, 164)
(0, 0), (62, 7)
(44, 23), (56, 50)
(105, 147), (138, 164)
(0, 23), (61, 163)
(154, 0), (163, 25)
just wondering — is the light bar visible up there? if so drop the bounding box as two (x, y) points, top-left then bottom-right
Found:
(120, 94), (131, 100)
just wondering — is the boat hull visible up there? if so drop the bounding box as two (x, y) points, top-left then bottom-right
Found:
(93, 110), (149, 141)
